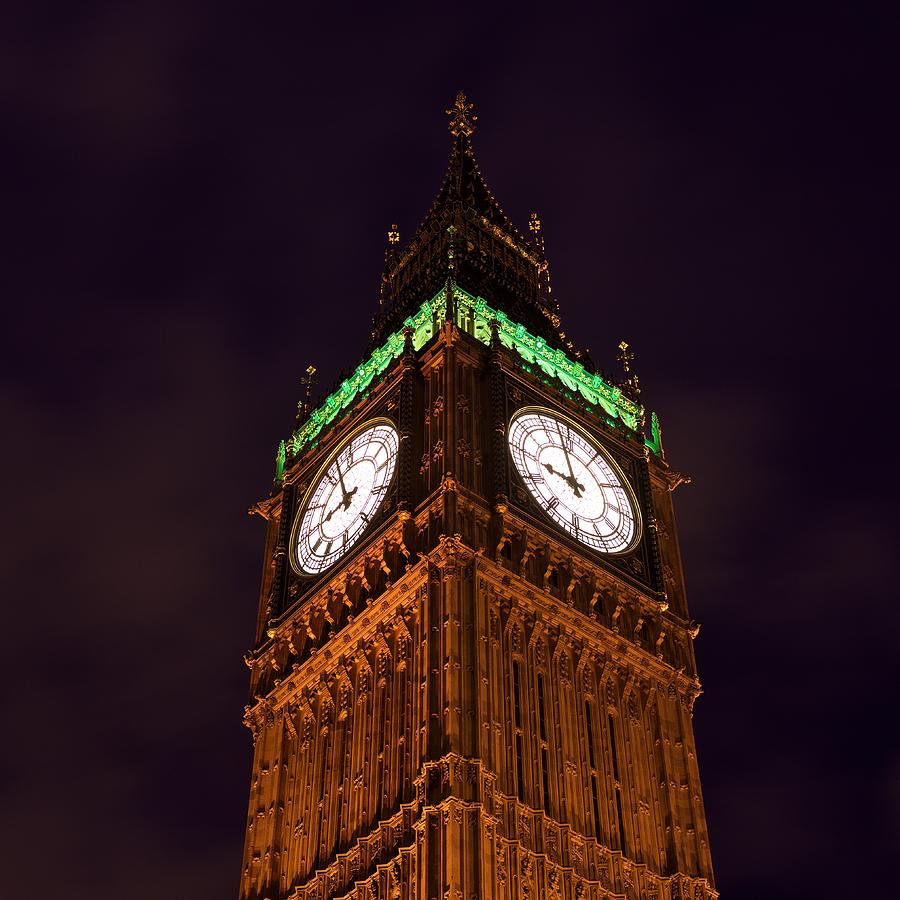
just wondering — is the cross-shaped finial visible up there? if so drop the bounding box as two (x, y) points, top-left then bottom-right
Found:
(529, 211), (541, 233)
(446, 91), (477, 137)
(387, 223), (400, 245)
(617, 340), (634, 376)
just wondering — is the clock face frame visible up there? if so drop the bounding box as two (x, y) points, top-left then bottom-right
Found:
(290, 418), (399, 576)
(507, 407), (641, 555)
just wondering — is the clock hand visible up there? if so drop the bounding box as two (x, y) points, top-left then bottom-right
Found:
(542, 462), (586, 496)
(334, 456), (352, 505)
(567, 474), (586, 495)
(324, 482), (359, 524)
(555, 423), (583, 498)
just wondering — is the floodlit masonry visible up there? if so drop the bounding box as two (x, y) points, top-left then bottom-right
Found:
(239, 93), (716, 900)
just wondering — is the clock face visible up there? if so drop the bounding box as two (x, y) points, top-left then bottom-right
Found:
(292, 420), (399, 575)
(508, 408), (640, 554)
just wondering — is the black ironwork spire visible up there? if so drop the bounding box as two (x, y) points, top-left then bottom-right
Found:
(372, 93), (564, 351)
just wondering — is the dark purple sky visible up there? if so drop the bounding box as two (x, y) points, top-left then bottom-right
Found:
(2, 4), (897, 898)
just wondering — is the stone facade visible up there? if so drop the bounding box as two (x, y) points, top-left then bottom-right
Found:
(238, 97), (716, 900)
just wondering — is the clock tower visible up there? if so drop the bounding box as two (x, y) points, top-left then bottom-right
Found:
(239, 94), (717, 900)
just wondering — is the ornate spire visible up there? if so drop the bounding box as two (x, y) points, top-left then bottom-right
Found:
(446, 91), (477, 137)
(302, 364), (317, 401)
(617, 340), (634, 376)
(381, 225), (401, 307)
(296, 364), (317, 426)
(372, 94), (564, 353)
(430, 93), (509, 223)
(617, 341), (641, 402)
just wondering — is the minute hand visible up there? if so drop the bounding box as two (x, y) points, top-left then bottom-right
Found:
(556, 425), (583, 498)
(334, 457), (352, 506)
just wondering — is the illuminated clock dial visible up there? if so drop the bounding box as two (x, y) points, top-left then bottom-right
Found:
(292, 420), (399, 575)
(508, 408), (640, 554)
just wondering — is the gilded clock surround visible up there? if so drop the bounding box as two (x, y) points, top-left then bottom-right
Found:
(240, 96), (716, 900)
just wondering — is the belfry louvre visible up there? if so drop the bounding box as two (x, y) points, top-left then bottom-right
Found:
(238, 95), (716, 900)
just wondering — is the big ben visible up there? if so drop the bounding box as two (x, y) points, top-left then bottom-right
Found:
(238, 94), (717, 900)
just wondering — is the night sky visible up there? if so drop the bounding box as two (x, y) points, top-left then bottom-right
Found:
(3, 4), (897, 898)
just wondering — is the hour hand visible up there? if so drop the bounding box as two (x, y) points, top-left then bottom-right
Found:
(564, 474), (585, 498)
(543, 461), (584, 498)
(334, 457), (353, 505)
(325, 485), (358, 523)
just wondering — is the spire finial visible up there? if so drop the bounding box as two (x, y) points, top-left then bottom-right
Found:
(446, 91), (477, 137)
(296, 364), (317, 425)
(617, 340), (634, 376)
(387, 223), (399, 245)
(530, 210), (546, 259)
(617, 340), (642, 401)
(301, 364), (317, 402)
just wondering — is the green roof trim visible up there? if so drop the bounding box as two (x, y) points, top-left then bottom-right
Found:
(281, 286), (661, 475)
(645, 411), (663, 458)
(274, 439), (286, 484)
(284, 297), (440, 459)
(449, 285), (642, 430)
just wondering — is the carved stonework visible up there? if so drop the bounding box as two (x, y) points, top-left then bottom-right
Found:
(518, 812), (531, 843)
(520, 852), (533, 897)
(606, 678), (617, 712)
(548, 868), (561, 897)
(627, 691), (639, 723)
(571, 838), (584, 873)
